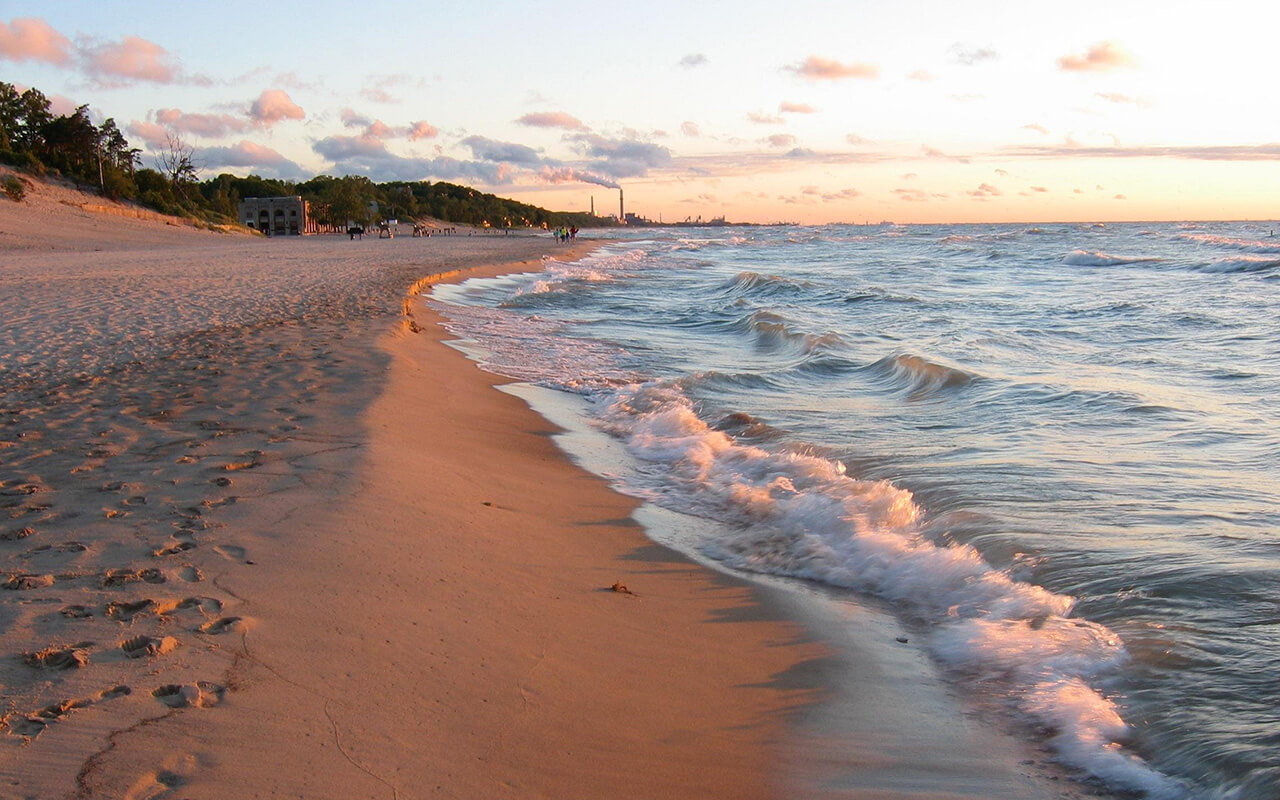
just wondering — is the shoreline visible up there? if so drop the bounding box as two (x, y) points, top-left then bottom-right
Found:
(0, 185), (1077, 797)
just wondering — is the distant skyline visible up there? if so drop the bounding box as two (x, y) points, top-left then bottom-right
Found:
(3, 0), (1277, 224)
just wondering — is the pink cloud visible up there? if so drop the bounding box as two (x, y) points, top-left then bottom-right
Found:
(894, 188), (928, 202)
(765, 133), (797, 148)
(780, 101), (819, 114)
(48, 94), (79, 116)
(200, 140), (306, 179)
(408, 120), (438, 140)
(680, 121), (701, 137)
(1058, 41), (1135, 72)
(785, 55), (879, 80)
(361, 87), (398, 103)
(747, 111), (784, 124)
(126, 120), (170, 148)
(249, 89), (305, 126)
(0, 17), (71, 64)
(967, 182), (1002, 198)
(516, 111), (587, 130)
(154, 108), (252, 138)
(907, 69), (935, 81)
(80, 35), (180, 84)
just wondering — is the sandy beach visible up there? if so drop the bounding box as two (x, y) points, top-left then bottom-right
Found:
(0, 180), (833, 799)
(0, 177), (1086, 800)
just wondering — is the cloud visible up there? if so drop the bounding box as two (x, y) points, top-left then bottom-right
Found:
(79, 35), (186, 85)
(780, 102), (819, 114)
(360, 87), (398, 103)
(786, 147), (815, 158)
(967, 182), (1002, 198)
(894, 188), (928, 202)
(516, 111), (587, 130)
(314, 133), (506, 183)
(1058, 41), (1135, 72)
(565, 133), (672, 178)
(679, 53), (708, 68)
(1114, 194), (1127, 200)
(126, 120), (169, 149)
(340, 108), (372, 128)
(922, 145), (971, 164)
(461, 135), (547, 166)
(784, 55), (879, 80)
(1095, 92), (1148, 107)
(199, 140), (307, 179)
(949, 44), (998, 65)
(0, 17), (71, 64)
(820, 188), (860, 202)
(153, 108), (252, 138)
(994, 168), (1009, 176)
(1031, 186), (1049, 192)
(846, 133), (870, 145)
(907, 69), (935, 81)
(765, 134), (797, 148)
(680, 121), (701, 137)
(1008, 142), (1280, 161)
(1022, 123), (1049, 135)
(408, 120), (438, 140)
(248, 89), (305, 126)
(747, 111), (784, 124)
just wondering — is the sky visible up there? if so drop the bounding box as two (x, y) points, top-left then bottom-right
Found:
(2, 0), (1278, 224)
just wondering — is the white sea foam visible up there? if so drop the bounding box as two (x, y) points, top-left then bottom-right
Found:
(591, 380), (1186, 797)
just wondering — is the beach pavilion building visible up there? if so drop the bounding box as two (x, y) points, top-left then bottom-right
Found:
(238, 196), (313, 235)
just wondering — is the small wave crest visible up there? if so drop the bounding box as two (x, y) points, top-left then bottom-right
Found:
(864, 353), (979, 400)
(1197, 255), (1280, 274)
(590, 381), (1184, 797)
(729, 310), (845, 355)
(1177, 233), (1280, 254)
(717, 270), (816, 299)
(1064, 250), (1164, 267)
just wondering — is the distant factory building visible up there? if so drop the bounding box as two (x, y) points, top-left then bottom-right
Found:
(239, 196), (313, 235)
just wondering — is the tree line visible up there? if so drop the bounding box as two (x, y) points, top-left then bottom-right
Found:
(0, 81), (613, 231)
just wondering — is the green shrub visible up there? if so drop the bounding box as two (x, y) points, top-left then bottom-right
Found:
(2, 174), (24, 201)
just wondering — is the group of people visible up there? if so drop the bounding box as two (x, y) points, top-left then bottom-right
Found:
(552, 225), (578, 243)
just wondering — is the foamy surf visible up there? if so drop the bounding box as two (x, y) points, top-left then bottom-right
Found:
(591, 379), (1186, 798)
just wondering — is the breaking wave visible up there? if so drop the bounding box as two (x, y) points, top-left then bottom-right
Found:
(590, 380), (1186, 798)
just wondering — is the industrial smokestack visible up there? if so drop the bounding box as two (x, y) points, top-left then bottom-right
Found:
(590, 195), (594, 216)
(619, 188), (625, 223)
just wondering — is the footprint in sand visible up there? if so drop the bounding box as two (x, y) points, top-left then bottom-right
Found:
(4, 573), (55, 590)
(178, 566), (203, 582)
(60, 604), (93, 618)
(120, 635), (179, 659)
(102, 568), (166, 587)
(23, 642), (92, 670)
(213, 544), (248, 563)
(7, 687), (130, 741)
(105, 599), (155, 620)
(1, 526), (36, 541)
(196, 616), (243, 635)
(151, 681), (224, 709)
(154, 596), (222, 618)
(151, 540), (196, 558)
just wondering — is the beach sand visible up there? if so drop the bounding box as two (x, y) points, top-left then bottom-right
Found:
(1, 178), (1076, 800)
(0, 180), (829, 799)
